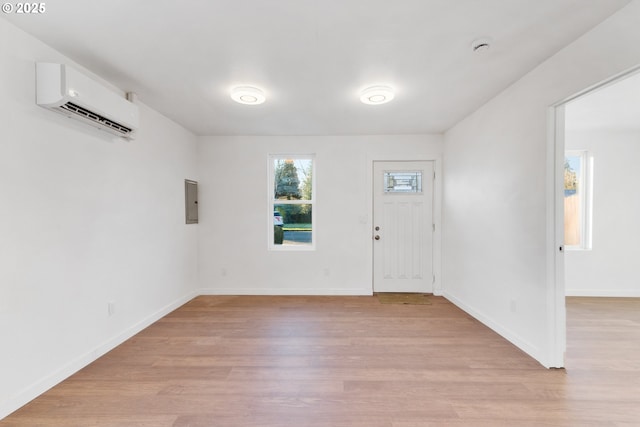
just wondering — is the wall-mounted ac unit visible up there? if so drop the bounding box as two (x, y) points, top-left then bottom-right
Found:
(36, 62), (139, 140)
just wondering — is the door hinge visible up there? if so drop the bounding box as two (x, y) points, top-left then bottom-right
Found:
(433, 171), (436, 180)
(432, 223), (436, 232)
(432, 274), (436, 284)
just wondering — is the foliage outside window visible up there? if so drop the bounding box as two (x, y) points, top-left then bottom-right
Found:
(564, 151), (592, 250)
(270, 156), (314, 249)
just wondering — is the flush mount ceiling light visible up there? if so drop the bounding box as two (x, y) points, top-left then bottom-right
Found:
(230, 86), (266, 105)
(360, 86), (395, 105)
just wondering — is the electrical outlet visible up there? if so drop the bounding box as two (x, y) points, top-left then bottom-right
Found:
(108, 301), (116, 316)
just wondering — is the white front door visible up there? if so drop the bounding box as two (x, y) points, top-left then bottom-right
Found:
(373, 161), (434, 293)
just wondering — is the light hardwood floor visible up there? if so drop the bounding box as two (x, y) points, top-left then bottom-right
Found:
(1, 296), (639, 426)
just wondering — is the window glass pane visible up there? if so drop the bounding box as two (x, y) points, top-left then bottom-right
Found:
(274, 159), (313, 200)
(274, 204), (312, 246)
(384, 171), (422, 193)
(564, 155), (581, 246)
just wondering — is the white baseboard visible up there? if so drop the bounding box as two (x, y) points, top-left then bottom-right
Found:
(442, 291), (544, 366)
(197, 287), (373, 296)
(0, 290), (198, 420)
(566, 289), (640, 297)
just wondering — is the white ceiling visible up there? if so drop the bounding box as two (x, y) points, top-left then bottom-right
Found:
(565, 70), (640, 132)
(3, 0), (631, 136)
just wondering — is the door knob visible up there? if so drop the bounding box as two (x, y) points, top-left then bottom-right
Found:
(374, 235), (380, 240)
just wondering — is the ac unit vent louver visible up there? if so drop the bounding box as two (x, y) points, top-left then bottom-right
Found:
(60, 102), (133, 136)
(36, 63), (139, 139)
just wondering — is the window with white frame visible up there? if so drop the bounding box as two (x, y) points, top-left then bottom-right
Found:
(564, 150), (592, 250)
(269, 156), (315, 249)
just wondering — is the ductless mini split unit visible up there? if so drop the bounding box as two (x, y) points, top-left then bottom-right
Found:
(36, 62), (139, 140)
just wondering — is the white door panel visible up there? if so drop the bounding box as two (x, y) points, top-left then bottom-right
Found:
(373, 161), (434, 293)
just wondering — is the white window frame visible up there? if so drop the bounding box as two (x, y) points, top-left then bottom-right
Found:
(565, 150), (593, 251)
(268, 154), (316, 251)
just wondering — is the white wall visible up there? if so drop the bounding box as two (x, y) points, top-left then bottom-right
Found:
(197, 135), (442, 295)
(565, 130), (640, 296)
(0, 19), (199, 418)
(442, 0), (640, 367)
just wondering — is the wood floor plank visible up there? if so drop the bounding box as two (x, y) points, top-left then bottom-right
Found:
(1, 296), (639, 426)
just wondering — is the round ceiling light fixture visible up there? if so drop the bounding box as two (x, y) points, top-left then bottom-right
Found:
(230, 86), (266, 105)
(360, 86), (395, 105)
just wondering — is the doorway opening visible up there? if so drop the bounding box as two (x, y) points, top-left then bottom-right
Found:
(550, 65), (640, 368)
